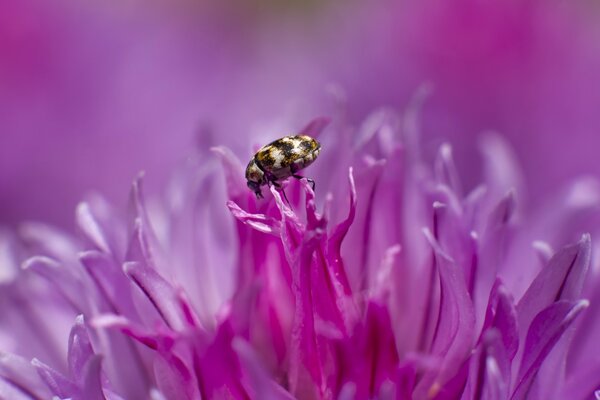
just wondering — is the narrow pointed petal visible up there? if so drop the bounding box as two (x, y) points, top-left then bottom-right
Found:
(415, 229), (476, 398)
(124, 261), (193, 331)
(233, 338), (295, 400)
(76, 202), (112, 254)
(434, 143), (463, 198)
(227, 201), (281, 236)
(327, 168), (357, 297)
(77, 355), (106, 400)
(68, 315), (94, 385)
(31, 358), (78, 398)
(300, 117), (330, 138)
(0, 377), (39, 400)
(0, 353), (51, 400)
(211, 146), (248, 204)
(512, 300), (589, 400)
(516, 235), (591, 337)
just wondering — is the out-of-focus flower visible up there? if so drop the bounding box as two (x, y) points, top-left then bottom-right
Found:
(1, 99), (599, 399)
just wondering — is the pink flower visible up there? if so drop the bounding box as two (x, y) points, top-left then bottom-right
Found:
(1, 105), (599, 399)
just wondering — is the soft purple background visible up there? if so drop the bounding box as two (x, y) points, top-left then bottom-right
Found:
(2, 0), (600, 228)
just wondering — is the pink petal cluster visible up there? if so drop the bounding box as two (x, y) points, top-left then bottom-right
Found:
(1, 107), (599, 399)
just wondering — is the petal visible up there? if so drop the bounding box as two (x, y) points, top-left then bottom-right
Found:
(490, 284), (519, 361)
(124, 261), (194, 331)
(299, 117), (330, 138)
(286, 221), (325, 397)
(479, 133), (525, 204)
(415, 229), (476, 398)
(327, 168), (357, 297)
(0, 352), (51, 399)
(68, 315), (94, 385)
(395, 361), (417, 400)
(340, 158), (386, 291)
(194, 321), (248, 400)
(227, 201), (280, 236)
(76, 202), (111, 254)
(153, 355), (199, 400)
(92, 314), (175, 351)
(211, 146), (249, 204)
(0, 377), (39, 400)
(21, 256), (85, 315)
(512, 300), (589, 400)
(32, 358), (78, 398)
(19, 222), (79, 263)
(77, 355), (106, 400)
(434, 143), (463, 198)
(232, 338), (294, 400)
(334, 301), (399, 399)
(558, 361), (600, 400)
(463, 329), (510, 400)
(79, 251), (138, 319)
(0, 229), (19, 284)
(516, 234), (591, 339)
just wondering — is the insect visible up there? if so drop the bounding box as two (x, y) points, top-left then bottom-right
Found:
(246, 134), (321, 199)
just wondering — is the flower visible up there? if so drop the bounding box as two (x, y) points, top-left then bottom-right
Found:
(1, 99), (599, 399)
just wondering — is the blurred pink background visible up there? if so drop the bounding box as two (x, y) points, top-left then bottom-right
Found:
(2, 0), (600, 228)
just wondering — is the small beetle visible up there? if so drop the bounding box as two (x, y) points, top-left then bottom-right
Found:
(246, 135), (321, 199)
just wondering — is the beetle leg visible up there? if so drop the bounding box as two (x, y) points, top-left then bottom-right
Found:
(292, 174), (315, 191)
(270, 180), (291, 206)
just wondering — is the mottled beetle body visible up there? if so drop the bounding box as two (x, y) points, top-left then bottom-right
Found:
(246, 135), (321, 198)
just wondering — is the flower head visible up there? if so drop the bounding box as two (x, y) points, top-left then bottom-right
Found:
(1, 98), (599, 399)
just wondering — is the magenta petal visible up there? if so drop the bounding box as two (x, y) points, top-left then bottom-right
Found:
(0, 353), (51, 399)
(282, 204), (325, 397)
(327, 168), (357, 297)
(126, 176), (163, 265)
(299, 117), (331, 138)
(80, 251), (138, 318)
(19, 222), (80, 262)
(227, 201), (281, 235)
(335, 301), (399, 399)
(232, 338), (295, 400)
(516, 234), (591, 338)
(32, 358), (78, 398)
(482, 281), (519, 361)
(68, 315), (95, 385)
(93, 314), (199, 398)
(194, 321), (248, 400)
(124, 261), (191, 331)
(153, 355), (199, 400)
(434, 144), (463, 198)
(512, 299), (589, 400)
(491, 287), (519, 362)
(558, 361), (600, 400)
(211, 146), (249, 204)
(92, 314), (175, 351)
(474, 191), (516, 333)
(77, 355), (106, 400)
(341, 158), (386, 290)
(479, 133), (525, 202)
(125, 216), (159, 271)
(395, 361), (417, 400)
(0, 377), (37, 400)
(76, 202), (112, 254)
(416, 229), (476, 398)
(21, 256), (84, 314)
(463, 329), (510, 400)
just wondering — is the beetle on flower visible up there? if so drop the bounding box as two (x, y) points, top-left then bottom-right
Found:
(245, 135), (321, 199)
